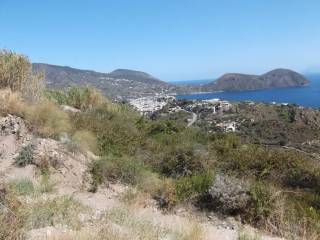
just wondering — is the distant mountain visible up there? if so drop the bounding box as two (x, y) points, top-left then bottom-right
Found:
(202, 69), (309, 91)
(108, 69), (167, 85)
(33, 63), (177, 100)
(33, 64), (309, 100)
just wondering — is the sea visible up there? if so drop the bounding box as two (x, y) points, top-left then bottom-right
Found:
(172, 74), (320, 109)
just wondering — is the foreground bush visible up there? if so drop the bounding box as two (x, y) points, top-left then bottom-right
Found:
(176, 172), (213, 201)
(208, 174), (251, 214)
(25, 99), (71, 137)
(27, 196), (84, 229)
(46, 86), (107, 111)
(0, 186), (26, 240)
(72, 105), (142, 156)
(14, 144), (34, 167)
(0, 89), (25, 117)
(0, 89), (71, 138)
(0, 49), (44, 102)
(219, 145), (320, 191)
(90, 156), (150, 186)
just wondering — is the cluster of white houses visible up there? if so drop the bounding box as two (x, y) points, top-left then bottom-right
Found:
(129, 95), (174, 114)
(182, 98), (232, 114)
(129, 96), (237, 132)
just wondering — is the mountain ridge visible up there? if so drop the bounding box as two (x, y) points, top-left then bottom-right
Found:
(33, 63), (176, 100)
(202, 68), (309, 91)
(33, 64), (309, 99)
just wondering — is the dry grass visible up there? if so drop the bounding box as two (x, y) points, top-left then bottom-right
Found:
(72, 130), (97, 153)
(25, 99), (71, 137)
(0, 185), (26, 240)
(0, 89), (25, 116)
(0, 89), (71, 138)
(26, 196), (86, 230)
(46, 225), (128, 240)
(260, 192), (320, 240)
(103, 206), (204, 240)
(0, 49), (45, 103)
(46, 86), (108, 111)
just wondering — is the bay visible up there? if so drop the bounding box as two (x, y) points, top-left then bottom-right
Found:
(174, 74), (320, 109)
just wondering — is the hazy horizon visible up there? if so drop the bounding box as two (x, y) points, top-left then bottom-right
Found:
(1, 0), (320, 80)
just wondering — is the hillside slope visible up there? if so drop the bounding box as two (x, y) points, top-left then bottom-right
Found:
(33, 63), (177, 100)
(203, 69), (309, 91)
(0, 114), (281, 240)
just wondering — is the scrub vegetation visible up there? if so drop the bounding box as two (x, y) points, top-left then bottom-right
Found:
(1, 49), (320, 239)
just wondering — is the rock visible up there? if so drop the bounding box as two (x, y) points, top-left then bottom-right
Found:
(32, 138), (64, 169)
(61, 105), (81, 113)
(0, 114), (27, 138)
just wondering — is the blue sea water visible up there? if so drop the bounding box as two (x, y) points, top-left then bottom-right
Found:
(175, 74), (320, 109)
(170, 79), (213, 85)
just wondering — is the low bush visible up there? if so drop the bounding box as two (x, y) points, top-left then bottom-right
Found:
(0, 90), (71, 138)
(136, 171), (164, 196)
(27, 196), (84, 229)
(90, 156), (149, 185)
(208, 174), (251, 215)
(146, 120), (183, 137)
(38, 173), (55, 193)
(45, 86), (107, 111)
(14, 144), (34, 167)
(218, 145), (320, 191)
(246, 182), (276, 224)
(176, 172), (213, 201)
(0, 89), (25, 117)
(153, 178), (177, 210)
(72, 105), (142, 156)
(9, 179), (34, 196)
(72, 130), (97, 153)
(209, 133), (240, 155)
(25, 99), (71, 138)
(154, 145), (207, 178)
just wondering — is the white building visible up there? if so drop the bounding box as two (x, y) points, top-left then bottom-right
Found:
(216, 121), (236, 132)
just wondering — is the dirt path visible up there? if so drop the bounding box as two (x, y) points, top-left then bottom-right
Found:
(188, 112), (197, 127)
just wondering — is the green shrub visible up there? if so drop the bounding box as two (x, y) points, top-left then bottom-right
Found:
(72, 130), (97, 153)
(90, 156), (149, 185)
(45, 86), (107, 111)
(147, 120), (183, 137)
(38, 173), (55, 193)
(14, 144), (34, 167)
(219, 145), (320, 191)
(176, 172), (213, 201)
(247, 182), (275, 223)
(9, 179), (34, 196)
(209, 133), (240, 155)
(154, 145), (207, 178)
(72, 105), (142, 156)
(27, 196), (84, 229)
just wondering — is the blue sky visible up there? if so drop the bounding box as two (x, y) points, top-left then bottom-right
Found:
(1, 0), (320, 81)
